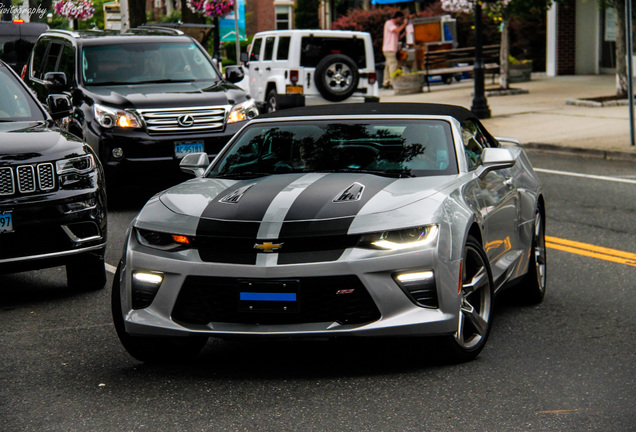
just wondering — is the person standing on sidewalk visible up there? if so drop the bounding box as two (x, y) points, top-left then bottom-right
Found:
(382, 11), (409, 89)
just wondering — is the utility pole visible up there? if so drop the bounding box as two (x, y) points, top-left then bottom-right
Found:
(627, 0), (634, 146)
(471, 1), (491, 119)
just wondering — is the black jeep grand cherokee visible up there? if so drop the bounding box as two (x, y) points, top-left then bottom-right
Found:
(0, 60), (107, 290)
(25, 27), (257, 179)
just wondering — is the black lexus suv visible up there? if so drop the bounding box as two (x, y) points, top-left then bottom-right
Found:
(0, 59), (107, 290)
(24, 27), (257, 180)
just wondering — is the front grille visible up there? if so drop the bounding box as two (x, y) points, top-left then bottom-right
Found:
(172, 275), (381, 326)
(195, 234), (361, 265)
(138, 106), (227, 134)
(0, 164), (55, 197)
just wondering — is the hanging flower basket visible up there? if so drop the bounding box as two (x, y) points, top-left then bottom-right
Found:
(187, 0), (233, 18)
(54, 0), (95, 21)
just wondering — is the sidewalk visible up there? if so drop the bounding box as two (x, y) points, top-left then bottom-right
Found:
(380, 74), (636, 162)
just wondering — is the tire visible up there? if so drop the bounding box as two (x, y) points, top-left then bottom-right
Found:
(518, 211), (547, 304)
(111, 264), (207, 363)
(440, 236), (494, 362)
(266, 88), (278, 113)
(66, 250), (106, 291)
(314, 54), (359, 102)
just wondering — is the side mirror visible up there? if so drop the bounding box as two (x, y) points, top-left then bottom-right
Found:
(46, 94), (72, 119)
(477, 147), (515, 178)
(240, 51), (249, 64)
(225, 65), (244, 83)
(43, 72), (68, 91)
(180, 152), (210, 177)
(495, 136), (521, 146)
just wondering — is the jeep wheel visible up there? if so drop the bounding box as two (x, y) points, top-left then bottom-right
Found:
(314, 54), (359, 102)
(266, 89), (278, 112)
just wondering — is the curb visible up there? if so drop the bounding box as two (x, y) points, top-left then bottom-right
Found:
(523, 142), (636, 162)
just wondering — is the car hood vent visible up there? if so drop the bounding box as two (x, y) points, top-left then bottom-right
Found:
(333, 182), (365, 202)
(219, 184), (255, 204)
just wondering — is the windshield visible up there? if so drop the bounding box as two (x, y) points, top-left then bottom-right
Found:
(0, 66), (44, 122)
(208, 120), (458, 179)
(81, 42), (220, 85)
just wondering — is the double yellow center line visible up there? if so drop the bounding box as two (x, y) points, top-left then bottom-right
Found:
(546, 236), (636, 267)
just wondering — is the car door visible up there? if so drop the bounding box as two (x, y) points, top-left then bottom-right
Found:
(462, 119), (521, 284)
(247, 37), (264, 101)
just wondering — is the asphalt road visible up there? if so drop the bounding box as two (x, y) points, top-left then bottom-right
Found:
(1, 151), (635, 432)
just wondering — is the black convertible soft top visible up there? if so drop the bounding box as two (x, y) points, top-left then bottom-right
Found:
(258, 103), (479, 123)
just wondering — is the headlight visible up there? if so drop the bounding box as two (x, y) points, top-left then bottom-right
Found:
(56, 154), (95, 174)
(136, 228), (194, 251)
(227, 99), (259, 124)
(359, 225), (439, 250)
(94, 103), (142, 129)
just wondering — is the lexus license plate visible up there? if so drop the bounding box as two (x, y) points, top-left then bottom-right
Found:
(175, 142), (204, 159)
(0, 210), (14, 234)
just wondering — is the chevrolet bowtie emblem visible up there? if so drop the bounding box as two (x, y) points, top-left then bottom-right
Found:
(254, 242), (283, 253)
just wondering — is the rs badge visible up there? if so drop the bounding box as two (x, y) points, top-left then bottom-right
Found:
(254, 242), (283, 253)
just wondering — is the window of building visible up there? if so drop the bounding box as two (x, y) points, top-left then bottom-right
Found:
(276, 5), (292, 30)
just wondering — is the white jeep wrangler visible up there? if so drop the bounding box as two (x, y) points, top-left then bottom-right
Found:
(245, 29), (380, 112)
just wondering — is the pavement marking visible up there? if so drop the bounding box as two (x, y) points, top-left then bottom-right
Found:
(546, 236), (636, 267)
(534, 168), (636, 184)
(105, 263), (117, 274)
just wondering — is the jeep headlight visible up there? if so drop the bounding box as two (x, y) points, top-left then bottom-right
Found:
(94, 103), (142, 129)
(359, 225), (439, 250)
(56, 154), (96, 174)
(227, 99), (259, 124)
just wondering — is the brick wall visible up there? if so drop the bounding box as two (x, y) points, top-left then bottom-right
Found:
(246, 0), (276, 36)
(557, 0), (576, 75)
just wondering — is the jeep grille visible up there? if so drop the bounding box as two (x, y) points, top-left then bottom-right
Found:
(137, 106), (227, 134)
(0, 163), (55, 196)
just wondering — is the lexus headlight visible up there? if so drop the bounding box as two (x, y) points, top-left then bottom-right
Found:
(94, 103), (142, 129)
(56, 154), (95, 174)
(359, 225), (439, 251)
(227, 99), (259, 124)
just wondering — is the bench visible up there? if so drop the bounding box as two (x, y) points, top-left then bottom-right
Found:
(420, 44), (500, 91)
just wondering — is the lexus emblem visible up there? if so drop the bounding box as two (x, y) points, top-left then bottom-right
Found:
(177, 114), (195, 127)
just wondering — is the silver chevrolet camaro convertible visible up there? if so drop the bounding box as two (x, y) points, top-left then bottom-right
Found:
(112, 103), (546, 363)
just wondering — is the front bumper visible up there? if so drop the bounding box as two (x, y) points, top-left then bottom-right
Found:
(0, 188), (107, 273)
(116, 233), (461, 339)
(85, 121), (246, 172)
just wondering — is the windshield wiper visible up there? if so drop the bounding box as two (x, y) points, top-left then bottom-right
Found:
(213, 172), (271, 179)
(315, 169), (414, 178)
(130, 79), (196, 84)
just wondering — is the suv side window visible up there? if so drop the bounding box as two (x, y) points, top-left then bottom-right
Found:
(58, 43), (75, 84)
(41, 41), (63, 78)
(263, 36), (275, 61)
(276, 36), (290, 60)
(30, 39), (48, 79)
(250, 38), (262, 61)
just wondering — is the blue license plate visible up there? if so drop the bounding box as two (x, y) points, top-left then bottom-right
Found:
(175, 142), (204, 159)
(0, 210), (13, 234)
(238, 280), (300, 313)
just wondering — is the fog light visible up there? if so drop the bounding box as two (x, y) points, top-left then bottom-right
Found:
(394, 270), (438, 308)
(131, 271), (163, 309)
(112, 147), (124, 159)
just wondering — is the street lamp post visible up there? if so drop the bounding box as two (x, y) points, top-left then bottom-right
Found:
(471, 1), (491, 119)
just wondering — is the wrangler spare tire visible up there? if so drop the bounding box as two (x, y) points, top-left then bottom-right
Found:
(314, 54), (359, 102)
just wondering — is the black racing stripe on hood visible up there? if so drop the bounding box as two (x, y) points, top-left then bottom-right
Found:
(196, 220), (260, 239)
(279, 217), (355, 238)
(200, 174), (304, 222)
(284, 174), (396, 222)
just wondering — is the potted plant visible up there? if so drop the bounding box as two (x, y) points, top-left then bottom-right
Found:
(509, 56), (533, 83)
(391, 68), (425, 95)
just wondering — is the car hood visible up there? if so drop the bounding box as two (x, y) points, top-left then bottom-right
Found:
(0, 121), (86, 165)
(135, 173), (456, 238)
(84, 81), (249, 110)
